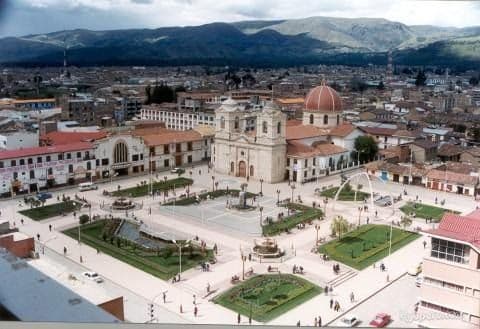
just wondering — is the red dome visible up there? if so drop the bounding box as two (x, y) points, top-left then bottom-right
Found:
(304, 85), (342, 113)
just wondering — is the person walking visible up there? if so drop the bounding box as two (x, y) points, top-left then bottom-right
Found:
(324, 285), (328, 295)
(237, 313), (241, 324)
(423, 240), (427, 249)
(21, 219), (24, 225)
(296, 320), (301, 327)
(314, 317), (318, 327)
(329, 298), (333, 309)
(49, 224), (52, 232)
(36, 233), (40, 241)
(350, 292), (355, 303)
(193, 294), (196, 305)
(193, 306), (198, 317)
(318, 315), (322, 327)
(63, 246), (67, 255)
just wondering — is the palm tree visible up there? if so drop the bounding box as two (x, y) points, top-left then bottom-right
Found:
(331, 215), (349, 238)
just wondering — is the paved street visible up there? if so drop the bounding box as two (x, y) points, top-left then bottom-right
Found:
(2, 163), (476, 325)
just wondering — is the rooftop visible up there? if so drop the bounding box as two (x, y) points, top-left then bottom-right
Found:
(426, 212), (480, 250)
(286, 124), (329, 141)
(41, 131), (108, 146)
(0, 142), (93, 161)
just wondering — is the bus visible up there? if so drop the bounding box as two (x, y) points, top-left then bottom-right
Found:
(78, 182), (98, 191)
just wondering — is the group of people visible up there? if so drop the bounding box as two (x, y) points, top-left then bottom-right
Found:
(296, 316), (322, 327)
(200, 262), (210, 272)
(292, 264), (304, 274)
(332, 263), (341, 275)
(330, 299), (341, 312)
(171, 273), (181, 283)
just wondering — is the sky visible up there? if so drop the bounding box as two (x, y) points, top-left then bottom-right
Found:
(0, 0), (480, 37)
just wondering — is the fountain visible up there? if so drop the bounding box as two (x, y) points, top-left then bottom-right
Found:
(252, 238), (285, 259)
(100, 197), (142, 212)
(229, 186), (256, 211)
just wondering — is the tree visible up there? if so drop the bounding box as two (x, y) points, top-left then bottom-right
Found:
(150, 84), (175, 104)
(377, 81), (385, 90)
(415, 70), (427, 86)
(469, 76), (479, 86)
(400, 216), (412, 229)
(145, 84), (152, 104)
(330, 216), (349, 238)
(79, 214), (89, 225)
(354, 136), (378, 163)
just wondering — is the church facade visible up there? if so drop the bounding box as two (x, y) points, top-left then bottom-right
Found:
(212, 85), (364, 183)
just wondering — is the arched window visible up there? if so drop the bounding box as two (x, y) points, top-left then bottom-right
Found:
(113, 141), (128, 164)
(234, 116), (239, 129)
(323, 115), (328, 125)
(249, 165), (254, 177)
(336, 114), (340, 125)
(262, 121), (268, 134)
(230, 162), (234, 173)
(220, 116), (225, 129)
(277, 122), (281, 134)
(309, 114), (314, 124)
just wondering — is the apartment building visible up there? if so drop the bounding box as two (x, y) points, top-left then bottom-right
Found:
(420, 211), (480, 328)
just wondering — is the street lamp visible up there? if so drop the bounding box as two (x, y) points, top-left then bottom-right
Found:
(276, 189), (280, 205)
(259, 178), (264, 196)
(240, 246), (247, 280)
(323, 198), (328, 216)
(172, 239), (191, 281)
(259, 206), (264, 235)
(315, 224), (321, 245)
(290, 184), (296, 202)
(211, 176), (215, 192)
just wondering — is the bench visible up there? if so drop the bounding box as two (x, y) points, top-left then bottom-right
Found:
(267, 266), (279, 273)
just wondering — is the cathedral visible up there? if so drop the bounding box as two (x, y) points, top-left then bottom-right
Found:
(212, 84), (364, 183)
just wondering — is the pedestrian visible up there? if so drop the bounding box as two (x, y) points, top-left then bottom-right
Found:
(296, 320), (300, 327)
(329, 286), (333, 294)
(194, 306), (198, 317)
(329, 298), (333, 309)
(237, 313), (241, 324)
(350, 292), (354, 303)
(80, 255), (83, 263)
(21, 219), (24, 225)
(423, 240), (427, 249)
(36, 233), (40, 241)
(366, 217), (369, 224)
(193, 294), (196, 305)
(49, 224), (52, 232)
(163, 291), (166, 303)
(314, 317), (318, 327)
(375, 210), (378, 217)
(318, 315), (322, 327)
(207, 283), (210, 293)
(324, 285), (328, 295)
(180, 304), (183, 313)
(63, 246), (67, 255)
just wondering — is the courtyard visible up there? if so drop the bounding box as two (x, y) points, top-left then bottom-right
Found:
(319, 224), (419, 270)
(214, 274), (322, 322)
(400, 201), (459, 221)
(19, 200), (82, 221)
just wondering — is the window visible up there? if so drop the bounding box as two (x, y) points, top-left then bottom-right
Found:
(77, 152), (81, 159)
(304, 159), (308, 166)
(323, 115), (328, 125)
(164, 159), (169, 167)
(37, 157), (42, 163)
(249, 165), (254, 177)
(277, 122), (281, 134)
(13, 172), (18, 179)
(234, 116), (239, 129)
(149, 147), (155, 156)
(29, 170), (35, 179)
(19, 159), (25, 165)
(176, 144), (181, 152)
(420, 301), (460, 317)
(66, 153), (71, 159)
(262, 121), (268, 133)
(423, 277), (464, 292)
(304, 171), (307, 178)
(287, 158), (290, 166)
(58, 153), (63, 160)
(47, 168), (53, 175)
(230, 162), (234, 173)
(337, 114), (340, 125)
(312, 169), (316, 176)
(164, 145), (169, 154)
(430, 238), (468, 264)
(140, 154), (143, 160)
(187, 142), (193, 151)
(0, 162), (3, 168)
(220, 116), (225, 129)
(132, 154), (139, 161)
(11, 160), (16, 167)
(46, 156), (51, 162)
(86, 161), (91, 170)
(313, 158), (316, 165)
(68, 165), (73, 173)
(96, 159), (100, 166)
(27, 158), (33, 165)
(309, 114), (314, 124)
(102, 158), (109, 166)
(187, 155), (193, 163)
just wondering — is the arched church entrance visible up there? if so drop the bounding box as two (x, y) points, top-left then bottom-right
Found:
(238, 161), (246, 177)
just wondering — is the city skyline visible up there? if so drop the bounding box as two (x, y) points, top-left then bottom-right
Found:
(1, 0), (480, 37)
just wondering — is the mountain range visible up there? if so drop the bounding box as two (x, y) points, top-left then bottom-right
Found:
(1, 16), (480, 68)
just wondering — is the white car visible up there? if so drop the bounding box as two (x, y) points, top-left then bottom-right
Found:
(415, 275), (423, 287)
(407, 262), (423, 276)
(82, 271), (104, 283)
(171, 167), (181, 173)
(338, 315), (360, 327)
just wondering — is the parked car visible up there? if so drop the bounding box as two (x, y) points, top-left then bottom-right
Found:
(82, 271), (104, 283)
(36, 192), (52, 201)
(338, 315), (360, 327)
(171, 167), (185, 174)
(369, 313), (391, 327)
(407, 262), (423, 276)
(374, 195), (392, 207)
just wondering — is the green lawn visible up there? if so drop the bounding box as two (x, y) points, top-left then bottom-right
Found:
(262, 203), (323, 236)
(400, 202), (459, 222)
(162, 189), (256, 206)
(319, 224), (419, 270)
(19, 200), (81, 221)
(214, 274), (321, 322)
(320, 186), (370, 201)
(112, 177), (193, 198)
(62, 220), (213, 280)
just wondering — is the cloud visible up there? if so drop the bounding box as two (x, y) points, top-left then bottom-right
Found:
(1, 0), (479, 37)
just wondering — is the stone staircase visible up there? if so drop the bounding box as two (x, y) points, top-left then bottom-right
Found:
(327, 269), (358, 288)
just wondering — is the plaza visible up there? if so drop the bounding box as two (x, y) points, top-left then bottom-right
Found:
(2, 162), (478, 326)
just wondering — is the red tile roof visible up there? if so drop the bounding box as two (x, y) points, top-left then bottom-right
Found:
(426, 169), (478, 186)
(287, 141), (347, 157)
(0, 142), (93, 160)
(360, 127), (398, 136)
(41, 131), (108, 145)
(134, 128), (202, 146)
(286, 124), (329, 140)
(329, 123), (357, 137)
(286, 119), (302, 127)
(426, 213), (480, 249)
